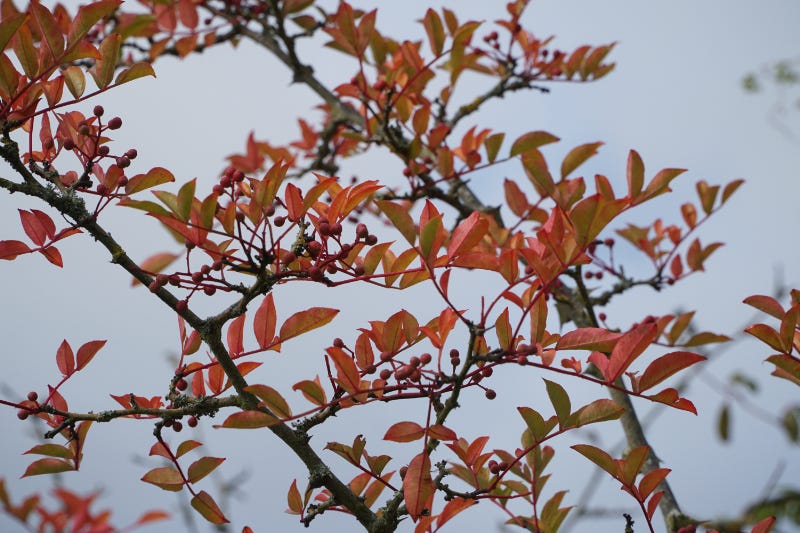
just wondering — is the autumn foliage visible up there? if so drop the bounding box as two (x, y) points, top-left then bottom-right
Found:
(0, 1), (796, 532)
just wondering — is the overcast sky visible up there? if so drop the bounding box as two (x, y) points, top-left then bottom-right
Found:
(1, 2), (798, 532)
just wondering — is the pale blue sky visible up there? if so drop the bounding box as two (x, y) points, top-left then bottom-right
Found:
(1, 2), (798, 532)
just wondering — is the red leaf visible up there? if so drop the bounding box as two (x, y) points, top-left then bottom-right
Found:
(191, 490), (229, 524)
(743, 295), (784, 320)
(751, 516), (777, 533)
(510, 131), (560, 156)
(226, 314), (246, 356)
(19, 209), (49, 245)
(557, 327), (622, 352)
(638, 351), (705, 392)
(605, 322), (658, 382)
(383, 421), (425, 443)
(447, 212), (488, 260)
(39, 246), (63, 267)
(254, 293), (277, 349)
(646, 388), (698, 414)
(436, 497), (476, 529)
(403, 452), (435, 520)
(0, 240), (31, 260)
(55, 339), (75, 376)
(280, 307), (339, 342)
(131, 252), (179, 286)
(428, 424), (457, 441)
(76, 340), (106, 371)
(284, 183), (305, 221)
(326, 347), (361, 395)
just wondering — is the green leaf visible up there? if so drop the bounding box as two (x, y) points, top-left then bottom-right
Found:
(377, 200), (416, 245)
(126, 167), (175, 195)
(571, 444), (617, 477)
(544, 379), (571, 428)
(115, 61), (156, 85)
(68, 0), (121, 47)
(90, 33), (121, 89)
(0, 12), (26, 53)
(567, 399), (624, 428)
(23, 444), (72, 459)
(717, 403), (730, 442)
(484, 133), (504, 163)
(517, 406), (555, 441)
(561, 142), (602, 179)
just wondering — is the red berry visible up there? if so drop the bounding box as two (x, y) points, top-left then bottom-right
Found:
(419, 353), (432, 365)
(176, 378), (188, 391)
(449, 349), (459, 358)
(598, 312), (607, 321)
(330, 222), (342, 236)
(125, 148), (138, 159)
(204, 286), (216, 296)
(309, 266), (324, 281)
(96, 184), (108, 196)
(148, 280), (160, 292)
(485, 389), (497, 400)
(306, 241), (322, 258)
(191, 271), (203, 283)
(63, 139), (75, 150)
(98, 145), (110, 156)
(380, 351), (393, 362)
(379, 369), (392, 380)
(399, 466), (408, 479)
(282, 252), (296, 265)
(409, 356), (420, 367)
(365, 235), (378, 246)
(273, 216), (286, 227)
(356, 223), (369, 239)
(187, 416), (198, 428)
(333, 338), (345, 348)
(353, 265), (365, 276)
(175, 300), (188, 313)
(17, 410), (29, 420)
(604, 238), (615, 247)
(394, 364), (415, 380)
(107, 117), (122, 130)
(172, 421), (183, 432)
(481, 366), (493, 377)
(27, 391), (38, 402)
(93, 105), (104, 117)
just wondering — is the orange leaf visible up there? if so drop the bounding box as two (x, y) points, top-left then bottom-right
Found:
(245, 384), (292, 419)
(292, 377), (328, 406)
(187, 456), (225, 484)
(126, 167), (175, 195)
(286, 479), (303, 515)
(191, 490), (229, 524)
(510, 131), (560, 157)
(22, 458), (74, 477)
(226, 314), (246, 356)
(141, 467), (184, 492)
(326, 347), (360, 394)
(131, 252), (178, 286)
(383, 421), (425, 443)
(0, 240), (31, 260)
(743, 294), (785, 320)
(403, 452), (435, 520)
(218, 410), (280, 429)
(279, 307), (339, 342)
